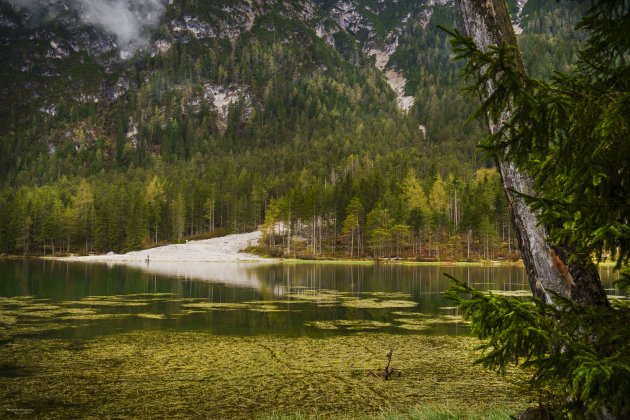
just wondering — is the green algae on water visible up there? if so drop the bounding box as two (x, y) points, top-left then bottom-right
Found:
(111, 293), (177, 298)
(17, 310), (68, 318)
(181, 302), (287, 313)
(284, 289), (349, 304)
(16, 304), (61, 311)
(394, 318), (430, 325)
(0, 331), (532, 418)
(181, 302), (251, 310)
(248, 305), (287, 313)
(487, 290), (532, 297)
(393, 314), (468, 331)
(390, 311), (432, 318)
(3, 323), (67, 336)
(397, 323), (432, 331)
(172, 310), (206, 316)
(342, 299), (417, 309)
(435, 315), (465, 323)
(243, 300), (302, 305)
(62, 300), (149, 307)
(136, 313), (170, 320)
(60, 314), (130, 321)
(305, 320), (392, 330)
(0, 314), (18, 325)
(0, 296), (36, 305)
(3, 306), (97, 320)
(394, 317), (433, 331)
(363, 291), (413, 299)
(282, 289), (416, 307)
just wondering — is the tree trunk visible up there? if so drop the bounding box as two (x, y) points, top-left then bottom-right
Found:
(455, 0), (608, 305)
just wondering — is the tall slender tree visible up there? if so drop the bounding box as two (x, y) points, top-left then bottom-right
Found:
(450, 0), (608, 305)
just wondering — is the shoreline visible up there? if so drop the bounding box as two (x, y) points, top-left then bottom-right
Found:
(4, 254), (620, 268)
(2, 230), (622, 268)
(273, 258), (526, 267)
(5, 254), (527, 267)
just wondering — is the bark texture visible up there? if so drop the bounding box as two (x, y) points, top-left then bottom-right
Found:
(454, 0), (608, 305)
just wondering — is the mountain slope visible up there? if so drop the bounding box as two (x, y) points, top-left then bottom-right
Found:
(0, 0), (587, 256)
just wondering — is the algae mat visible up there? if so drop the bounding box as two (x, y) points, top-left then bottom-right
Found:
(0, 332), (531, 418)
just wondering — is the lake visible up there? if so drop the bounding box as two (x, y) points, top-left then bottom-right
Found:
(0, 260), (625, 418)
(0, 259), (624, 340)
(0, 260), (616, 338)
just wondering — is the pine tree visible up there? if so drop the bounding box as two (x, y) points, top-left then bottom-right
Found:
(446, 0), (630, 416)
(449, 0), (610, 305)
(73, 180), (94, 253)
(146, 175), (166, 243)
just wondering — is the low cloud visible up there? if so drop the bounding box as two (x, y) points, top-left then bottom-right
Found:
(10, 0), (167, 50)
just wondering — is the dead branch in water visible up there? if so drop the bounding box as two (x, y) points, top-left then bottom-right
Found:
(368, 348), (401, 380)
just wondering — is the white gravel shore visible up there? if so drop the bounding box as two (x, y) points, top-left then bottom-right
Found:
(63, 231), (266, 263)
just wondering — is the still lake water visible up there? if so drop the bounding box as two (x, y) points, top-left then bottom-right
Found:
(0, 259), (625, 340)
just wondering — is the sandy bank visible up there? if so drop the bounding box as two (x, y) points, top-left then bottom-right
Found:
(62, 231), (267, 263)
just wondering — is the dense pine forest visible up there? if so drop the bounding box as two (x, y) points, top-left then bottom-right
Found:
(0, 0), (586, 259)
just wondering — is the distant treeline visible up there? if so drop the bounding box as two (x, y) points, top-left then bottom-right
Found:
(0, 155), (515, 260)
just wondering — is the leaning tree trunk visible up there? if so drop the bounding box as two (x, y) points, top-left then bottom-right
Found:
(455, 0), (608, 305)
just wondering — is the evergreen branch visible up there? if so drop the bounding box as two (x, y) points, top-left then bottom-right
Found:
(445, 274), (630, 416)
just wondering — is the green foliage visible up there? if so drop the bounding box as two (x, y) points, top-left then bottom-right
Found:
(446, 0), (630, 267)
(615, 269), (630, 293)
(447, 277), (630, 417)
(442, 1), (630, 415)
(0, 160), (515, 258)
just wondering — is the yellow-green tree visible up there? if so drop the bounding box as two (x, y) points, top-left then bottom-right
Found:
(401, 169), (429, 216)
(261, 198), (281, 247)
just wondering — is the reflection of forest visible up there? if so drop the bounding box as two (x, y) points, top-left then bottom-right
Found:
(0, 260), (625, 340)
(2, 260), (622, 305)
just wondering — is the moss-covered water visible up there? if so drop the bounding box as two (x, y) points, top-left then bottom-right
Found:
(1, 331), (531, 418)
(0, 260), (624, 417)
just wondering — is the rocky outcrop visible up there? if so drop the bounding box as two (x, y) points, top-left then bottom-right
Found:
(202, 84), (252, 133)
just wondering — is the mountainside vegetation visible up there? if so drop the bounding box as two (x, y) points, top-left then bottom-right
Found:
(0, 0), (587, 259)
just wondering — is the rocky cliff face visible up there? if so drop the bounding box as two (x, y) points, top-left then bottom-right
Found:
(1, 0), (457, 122)
(0, 0), (541, 151)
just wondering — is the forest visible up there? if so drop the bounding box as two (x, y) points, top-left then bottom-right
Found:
(0, 0), (584, 260)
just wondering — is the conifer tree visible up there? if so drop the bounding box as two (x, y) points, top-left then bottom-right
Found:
(446, 0), (630, 416)
(146, 176), (166, 243)
(450, 0), (613, 304)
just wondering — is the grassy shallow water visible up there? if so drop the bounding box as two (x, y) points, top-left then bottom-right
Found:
(0, 331), (531, 418)
(7, 260), (617, 417)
